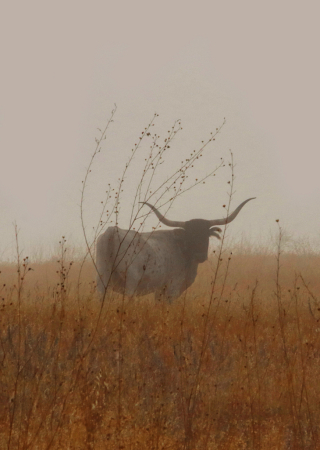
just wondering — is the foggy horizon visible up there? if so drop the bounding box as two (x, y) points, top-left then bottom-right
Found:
(1, 1), (320, 260)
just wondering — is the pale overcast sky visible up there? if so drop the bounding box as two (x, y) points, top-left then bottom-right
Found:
(1, 1), (319, 259)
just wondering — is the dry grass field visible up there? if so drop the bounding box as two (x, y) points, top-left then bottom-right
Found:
(1, 247), (320, 449)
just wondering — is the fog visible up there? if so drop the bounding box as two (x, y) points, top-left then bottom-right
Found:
(1, 1), (319, 259)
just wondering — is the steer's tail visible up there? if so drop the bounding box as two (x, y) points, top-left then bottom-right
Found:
(96, 228), (115, 295)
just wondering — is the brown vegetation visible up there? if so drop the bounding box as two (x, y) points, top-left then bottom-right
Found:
(1, 248), (320, 450)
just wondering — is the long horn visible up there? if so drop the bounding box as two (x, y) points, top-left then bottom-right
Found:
(208, 198), (255, 226)
(141, 202), (185, 228)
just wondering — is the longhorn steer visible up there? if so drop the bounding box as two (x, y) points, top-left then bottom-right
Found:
(96, 198), (254, 301)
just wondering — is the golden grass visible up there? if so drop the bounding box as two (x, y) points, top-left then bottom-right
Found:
(1, 252), (320, 449)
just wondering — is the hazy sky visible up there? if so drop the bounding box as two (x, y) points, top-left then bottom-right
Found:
(1, 1), (320, 260)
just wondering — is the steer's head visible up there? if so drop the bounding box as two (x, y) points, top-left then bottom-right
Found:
(183, 219), (222, 263)
(142, 198), (255, 263)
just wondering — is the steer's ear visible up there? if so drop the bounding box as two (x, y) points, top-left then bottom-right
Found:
(173, 228), (186, 240)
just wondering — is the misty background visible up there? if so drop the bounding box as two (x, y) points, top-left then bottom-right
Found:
(1, 1), (319, 260)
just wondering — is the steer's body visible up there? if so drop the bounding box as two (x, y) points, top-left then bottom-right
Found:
(96, 227), (198, 299)
(96, 198), (254, 301)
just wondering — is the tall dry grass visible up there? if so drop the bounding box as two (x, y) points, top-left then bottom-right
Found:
(1, 246), (320, 450)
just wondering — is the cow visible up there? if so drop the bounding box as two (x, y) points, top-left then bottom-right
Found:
(96, 198), (254, 301)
